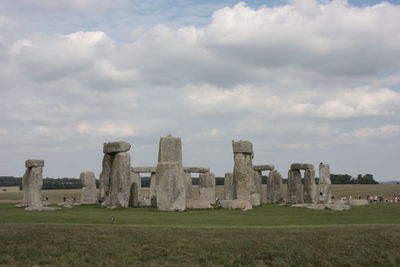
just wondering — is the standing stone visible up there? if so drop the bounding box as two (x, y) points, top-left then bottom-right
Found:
(158, 135), (182, 163)
(224, 172), (235, 200)
(156, 162), (186, 211)
(199, 172), (216, 204)
(129, 171), (141, 207)
(80, 171), (98, 204)
(303, 169), (317, 204)
(319, 163), (332, 204)
(184, 172), (193, 198)
(267, 170), (284, 204)
(21, 159), (44, 210)
(155, 135), (186, 211)
(99, 142), (132, 209)
(287, 169), (303, 203)
(149, 172), (157, 207)
(98, 154), (112, 202)
(232, 140), (256, 204)
(254, 171), (263, 203)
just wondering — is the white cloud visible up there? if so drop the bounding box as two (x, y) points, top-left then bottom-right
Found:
(338, 125), (400, 142)
(77, 122), (137, 137)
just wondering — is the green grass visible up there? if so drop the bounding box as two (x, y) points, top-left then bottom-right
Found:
(1, 203), (400, 227)
(1, 224), (399, 266)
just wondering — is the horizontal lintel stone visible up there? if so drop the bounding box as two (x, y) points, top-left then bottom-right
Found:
(183, 167), (210, 173)
(290, 163), (314, 170)
(25, 159), (44, 168)
(103, 141), (131, 154)
(131, 166), (156, 173)
(253, 165), (275, 171)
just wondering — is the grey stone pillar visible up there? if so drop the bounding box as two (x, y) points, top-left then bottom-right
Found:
(199, 172), (216, 204)
(22, 159), (44, 210)
(318, 163), (332, 204)
(224, 172), (235, 200)
(80, 171), (98, 204)
(303, 169), (317, 204)
(267, 170), (284, 204)
(184, 172), (193, 198)
(287, 169), (303, 203)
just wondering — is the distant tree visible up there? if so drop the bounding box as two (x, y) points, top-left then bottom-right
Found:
(330, 174), (352, 184)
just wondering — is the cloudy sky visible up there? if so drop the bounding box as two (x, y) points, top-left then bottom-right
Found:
(1, 0), (399, 181)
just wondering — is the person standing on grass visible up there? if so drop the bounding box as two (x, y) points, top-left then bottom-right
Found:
(111, 216), (115, 224)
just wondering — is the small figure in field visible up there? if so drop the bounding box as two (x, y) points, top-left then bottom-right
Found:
(63, 196), (66, 203)
(111, 216), (115, 224)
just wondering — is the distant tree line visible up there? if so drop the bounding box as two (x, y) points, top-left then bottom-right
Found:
(330, 174), (379, 184)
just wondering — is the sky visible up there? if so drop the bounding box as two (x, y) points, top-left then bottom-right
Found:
(0, 0), (399, 181)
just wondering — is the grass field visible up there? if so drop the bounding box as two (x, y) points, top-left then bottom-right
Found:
(1, 185), (400, 266)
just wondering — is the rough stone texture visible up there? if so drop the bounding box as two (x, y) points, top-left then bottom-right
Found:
(249, 193), (260, 206)
(347, 199), (369, 206)
(232, 140), (253, 154)
(292, 203), (350, 211)
(318, 163), (332, 204)
(21, 168), (29, 206)
(184, 172), (193, 198)
(183, 167), (210, 173)
(199, 172), (216, 204)
(80, 171), (98, 204)
(155, 162), (186, 211)
(131, 166), (156, 173)
(102, 152), (132, 208)
(25, 159), (44, 168)
(290, 163), (314, 170)
(158, 135), (182, 163)
(233, 144), (256, 203)
(303, 169), (317, 204)
(149, 172), (157, 207)
(98, 154), (111, 202)
(267, 170), (285, 204)
(129, 172), (141, 207)
(231, 199), (253, 211)
(186, 197), (212, 209)
(224, 172), (235, 200)
(219, 200), (233, 209)
(253, 171), (263, 203)
(253, 165), (275, 171)
(103, 141), (131, 154)
(287, 169), (303, 203)
(23, 166), (43, 210)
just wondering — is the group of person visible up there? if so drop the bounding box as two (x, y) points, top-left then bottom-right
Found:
(338, 195), (400, 203)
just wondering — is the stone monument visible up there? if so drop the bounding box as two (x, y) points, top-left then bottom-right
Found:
(199, 172), (216, 204)
(80, 171), (98, 204)
(22, 159), (44, 210)
(267, 170), (285, 204)
(318, 163), (332, 204)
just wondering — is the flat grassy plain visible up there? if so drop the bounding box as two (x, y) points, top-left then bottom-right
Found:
(1, 184), (400, 266)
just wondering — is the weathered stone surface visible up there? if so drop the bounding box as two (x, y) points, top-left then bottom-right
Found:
(199, 172), (216, 204)
(149, 172), (157, 207)
(186, 197), (212, 209)
(98, 154), (111, 202)
(253, 171), (263, 202)
(158, 135), (182, 163)
(103, 141), (131, 154)
(131, 166), (156, 173)
(155, 162), (186, 211)
(348, 199), (369, 206)
(290, 163), (314, 170)
(23, 167), (43, 210)
(219, 200), (233, 209)
(267, 170), (285, 204)
(303, 169), (317, 204)
(232, 140), (253, 154)
(231, 199), (253, 211)
(249, 193), (260, 206)
(233, 151), (256, 202)
(25, 159), (44, 168)
(80, 171), (98, 204)
(287, 169), (303, 203)
(129, 172), (140, 207)
(253, 165), (275, 171)
(318, 163), (332, 204)
(183, 167), (210, 173)
(224, 172), (235, 200)
(184, 172), (193, 199)
(292, 203), (350, 211)
(104, 152), (132, 208)
(21, 168), (29, 206)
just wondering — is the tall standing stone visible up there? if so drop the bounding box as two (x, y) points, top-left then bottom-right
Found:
(184, 172), (193, 198)
(129, 171), (141, 207)
(22, 159), (44, 210)
(99, 141), (132, 208)
(253, 171), (263, 203)
(232, 140), (258, 206)
(319, 163), (332, 204)
(80, 171), (98, 204)
(303, 169), (317, 204)
(199, 172), (216, 204)
(224, 172), (235, 200)
(287, 169), (303, 203)
(267, 170), (284, 204)
(149, 172), (157, 207)
(155, 135), (186, 211)
(156, 162), (186, 211)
